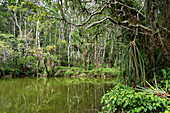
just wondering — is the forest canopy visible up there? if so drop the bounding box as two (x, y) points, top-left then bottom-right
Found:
(0, 0), (169, 86)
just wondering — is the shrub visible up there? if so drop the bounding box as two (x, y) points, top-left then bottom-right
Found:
(4, 67), (11, 75)
(101, 84), (169, 113)
(13, 69), (20, 76)
(88, 68), (120, 77)
(80, 73), (86, 77)
(102, 68), (120, 76)
(64, 70), (74, 76)
(88, 68), (102, 76)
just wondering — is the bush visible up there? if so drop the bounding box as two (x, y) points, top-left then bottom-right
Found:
(54, 66), (84, 77)
(88, 68), (120, 77)
(64, 70), (74, 76)
(13, 69), (20, 76)
(101, 84), (169, 113)
(80, 73), (86, 77)
(4, 67), (11, 75)
(88, 68), (102, 76)
(53, 66), (120, 77)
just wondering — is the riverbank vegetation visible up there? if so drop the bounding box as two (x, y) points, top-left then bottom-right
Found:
(101, 84), (170, 112)
(0, 0), (169, 112)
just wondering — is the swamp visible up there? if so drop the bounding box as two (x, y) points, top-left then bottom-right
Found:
(0, 0), (169, 112)
(0, 78), (115, 113)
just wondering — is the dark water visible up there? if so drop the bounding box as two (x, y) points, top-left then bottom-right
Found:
(0, 77), (115, 113)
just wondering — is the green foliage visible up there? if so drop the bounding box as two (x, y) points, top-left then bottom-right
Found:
(80, 73), (86, 77)
(0, 33), (14, 38)
(137, 76), (170, 101)
(64, 70), (74, 76)
(161, 67), (170, 80)
(70, 31), (83, 44)
(88, 68), (120, 77)
(54, 66), (84, 77)
(88, 68), (102, 77)
(120, 42), (146, 86)
(13, 69), (20, 76)
(0, 0), (168, 82)
(53, 66), (120, 77)
(149, 68), (170, 92)
(2, 67), (21, 77)
(101, 84), (169, 113)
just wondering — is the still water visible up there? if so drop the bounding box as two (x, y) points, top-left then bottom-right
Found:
(0, 77), (115, 113)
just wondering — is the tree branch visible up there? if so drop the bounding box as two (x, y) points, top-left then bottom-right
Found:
(157, 24), (170, 33)
(85, 16), (109, 30)
(101, 0), (146, 18)
(120, 25), (148, 35)
(118, 2), (145, 18)
(62, 4), (107, 27)
(85, 16), (153, 34)
(139, 0), (145, 12)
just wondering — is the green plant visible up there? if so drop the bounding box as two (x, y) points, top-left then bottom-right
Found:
(64, 70), (74, 76)
(102, 68), (120, 76)
(101, 84), (169, 113)
(13, 69), (20, 76)
(161, 67), (170, 80)
(119, 41), (146, 86)
(80, 73), (86, 77)
(88, 68), (120, 77)
(137, 75), (170, 101)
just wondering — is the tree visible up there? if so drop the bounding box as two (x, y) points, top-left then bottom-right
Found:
(43, 0), (169, 84)
(2, 0), (169, 82)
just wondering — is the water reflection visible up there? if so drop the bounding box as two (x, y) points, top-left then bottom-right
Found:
(0, 77), (115, 113)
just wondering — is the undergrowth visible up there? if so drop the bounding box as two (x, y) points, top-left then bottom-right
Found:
(101, 84), (169, 113)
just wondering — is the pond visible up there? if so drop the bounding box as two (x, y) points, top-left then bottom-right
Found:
(0, 77), (116, 113)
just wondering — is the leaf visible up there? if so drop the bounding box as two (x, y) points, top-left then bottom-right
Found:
(156, 52), (162, 63)
(148, 105), (152, 111)
(144, 108), (147, 112)
(107, 104), (110, 108)
(108, 106), (112, 111)
(123, 101), (128, 108)
(18, 0), (21, 5)
(65, 0), (68, 9)
(33, 8), (37, 13)
(70, 32), (82, 44)
(8, 0), (12, 3)
(161, 69), (167, 78)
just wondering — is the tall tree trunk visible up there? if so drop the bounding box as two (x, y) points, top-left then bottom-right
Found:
(67, 26), (72, 67)
(44, 57), (50, 77)
(49, 31), (51, 45)
(109, 38), (113, 68)
(150, 1), (156, 70)
(95, 34), (99, 68)
(13, 22), (15, 37)
(163, 0), (170, 65)
(36, 19), (40, 48)
(19, 13), (22, 38)
(84, 46), (87, 71)
(13, 12), (22, 38)
(102, 38), (106, 64)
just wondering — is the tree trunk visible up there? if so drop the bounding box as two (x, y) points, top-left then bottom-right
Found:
(49, 32), (51, 45)
(163, 0), (170, 65)
(13, 22), (15, 37)
(109, 39), (113, 68)
(95, 35), (99, 68)
(84, 46), (87, 71)
(44, 57), (50, 77)
(102, 38), (106, 64)
(36, 19), (40, 48)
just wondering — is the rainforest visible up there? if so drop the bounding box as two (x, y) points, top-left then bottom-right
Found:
(0, 0), (169, 112)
